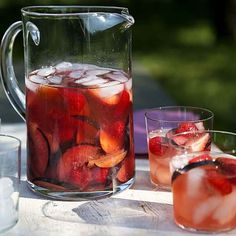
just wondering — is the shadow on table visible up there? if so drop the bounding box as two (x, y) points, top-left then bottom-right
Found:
(41, 198), (180, 233)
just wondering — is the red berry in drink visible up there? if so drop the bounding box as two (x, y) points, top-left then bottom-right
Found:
(206, 167), (232, 195)
(189, 154), (212, 164)
(149, 136), (168, 156)
(175, 122), (198, 135)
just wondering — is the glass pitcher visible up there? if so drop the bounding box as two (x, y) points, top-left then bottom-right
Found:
(0, 6), (135, 200)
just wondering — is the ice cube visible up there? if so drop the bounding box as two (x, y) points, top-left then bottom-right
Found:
(71, 63), (98, 70)
(195, 122), (205, 131)
(55, 62), (73, 71)
(107, 72), (128, 82)
(26, 79), (39, 92)
(98, 81), (124, 98)
(29, 75), (47, 84)
(212, 188), (236, 225)
(187, 168), (205, 198)
(69, 71), (84, 79)
(170, 154), (189, 172)
(86, 69), (110, 76)
(193, 196), (222, 225)
(82, 78), (108, 86)
(125, 79), (132, 90)
(47, 76), (62, 84)
(37, 67), (55, 77)
(75, 76), (97, 84)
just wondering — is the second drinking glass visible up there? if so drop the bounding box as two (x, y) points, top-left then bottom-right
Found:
(145, 106), (214, 190)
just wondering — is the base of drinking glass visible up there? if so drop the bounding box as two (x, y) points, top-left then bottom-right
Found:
(150, 179), (171, 192)
(27, 177), (135, 201)
(175, 220), (235, 234)
(0, 219), (18, 234)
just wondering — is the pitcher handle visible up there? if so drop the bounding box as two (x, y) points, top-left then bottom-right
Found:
(0, 21), (26, 121)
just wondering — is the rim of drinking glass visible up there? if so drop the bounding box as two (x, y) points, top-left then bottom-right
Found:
(144, 105), (214, 123)
(21, 5), (130, 17)
(0, 133), (21, 151)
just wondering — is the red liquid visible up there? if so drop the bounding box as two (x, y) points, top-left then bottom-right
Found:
(26, 62), (134, 194)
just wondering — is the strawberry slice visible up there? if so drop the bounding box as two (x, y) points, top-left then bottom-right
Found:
(184, 133), (210, 152)
(100, 121), (125, 153)
(28, 122), (49, 177)
(175, 122), (198, 136)
(189, 153), (212, 164)
(215, 157), (236, 183)
(57, 144), (101, 181)
(113, 90), (131, 119)
(117, 149), (135, 183)
(149, 136), (168, 156)
(60, 88), (88, 116)
(206, 167), (232, 195)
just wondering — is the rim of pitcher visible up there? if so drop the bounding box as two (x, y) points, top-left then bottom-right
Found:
(21, 5), (130, 16)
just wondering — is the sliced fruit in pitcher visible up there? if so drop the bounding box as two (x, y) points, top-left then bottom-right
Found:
(57, 144), (101, 181)
(88, 149), (127, 168)
(28, 122), (49, 177)
(117, 149), (135, 183)
(100, 121), (125, 153)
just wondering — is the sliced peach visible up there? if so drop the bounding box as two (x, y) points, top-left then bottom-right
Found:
(57, 144), (101, 181)
(99, 121), (125, 154)
(88, 149), (127, 168)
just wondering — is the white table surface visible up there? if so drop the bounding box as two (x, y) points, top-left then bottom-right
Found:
(1, 123), (236, 236)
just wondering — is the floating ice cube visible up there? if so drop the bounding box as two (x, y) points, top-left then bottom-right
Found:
(187, 168), (205, 198)
(69, 71), (84, 79)
(86, 69), (110, 76)
(29, 75), (47, 84)
(26, 79), (39, 92)
(98, 81), (124, 98)
(170, 155), (189, 173)
(71, 63), (98, 70)
(193, 196), (222, 225)
(125, 79), (132, 90)
(107, 72), (128, 82)
(55, 62), (73, 71)
(75, 76), (97, 84)
(37, 67), (55, 77)
(47, 76), (62, 84)
(213, 188), (236, 225)
(82, 78), (108, 86)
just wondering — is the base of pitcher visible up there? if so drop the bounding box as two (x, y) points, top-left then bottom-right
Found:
(27, 177), (135, 201)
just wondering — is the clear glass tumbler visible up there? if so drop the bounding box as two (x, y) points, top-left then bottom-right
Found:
(145, 106), (214, 190)
(171, 130), (236, 233)
(0, 134), (21, 233)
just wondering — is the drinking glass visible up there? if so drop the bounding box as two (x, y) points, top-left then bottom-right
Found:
(0, 6), (135, 200)
(145, 106), (214, 190)
(171, 130), (236, 233)
(0, 134), (21, 233)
